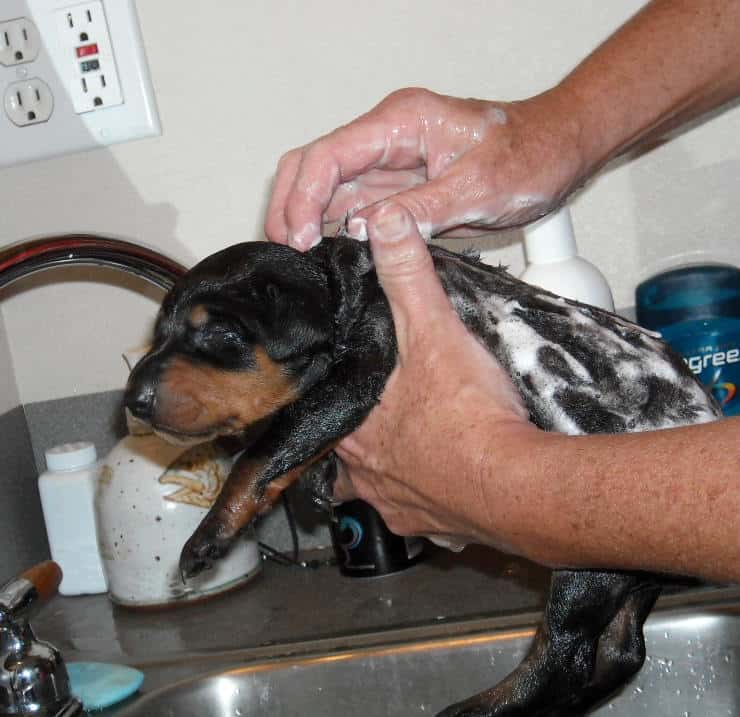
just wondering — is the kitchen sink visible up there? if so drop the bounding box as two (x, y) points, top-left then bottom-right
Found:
(112, 587), (739, 717)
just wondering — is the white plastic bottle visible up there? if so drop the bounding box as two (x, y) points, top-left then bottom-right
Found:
(38, 442), (108, 595)
(519, 205), (615, 311)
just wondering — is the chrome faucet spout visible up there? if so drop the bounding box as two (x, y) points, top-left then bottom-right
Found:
(0, 235), (187, 292)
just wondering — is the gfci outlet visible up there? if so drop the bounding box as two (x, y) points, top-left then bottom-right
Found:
(56, 1), (123, 113)
(0, 0), (160, 167)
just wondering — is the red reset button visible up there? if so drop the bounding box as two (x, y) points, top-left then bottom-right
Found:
(76, 43), (99, 58)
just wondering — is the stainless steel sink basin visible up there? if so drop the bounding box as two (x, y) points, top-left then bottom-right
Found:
(114, 589), (739, 716)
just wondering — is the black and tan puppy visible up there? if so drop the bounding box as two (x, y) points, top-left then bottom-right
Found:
(125, 236), (719, 717)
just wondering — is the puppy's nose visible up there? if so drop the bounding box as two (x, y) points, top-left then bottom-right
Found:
(124, 382), (155, 421)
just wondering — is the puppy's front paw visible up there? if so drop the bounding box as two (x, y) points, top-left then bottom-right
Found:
(179, 528), (232, 581)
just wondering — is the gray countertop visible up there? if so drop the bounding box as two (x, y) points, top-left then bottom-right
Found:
(35, 546), (551, 667)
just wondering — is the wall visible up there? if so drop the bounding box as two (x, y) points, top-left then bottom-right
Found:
(0, 309), (19, 414)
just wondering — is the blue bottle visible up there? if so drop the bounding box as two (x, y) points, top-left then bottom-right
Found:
(636, 265), (740, 416)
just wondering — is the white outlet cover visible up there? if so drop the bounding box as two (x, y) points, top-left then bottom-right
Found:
(0, 0), (160, 167)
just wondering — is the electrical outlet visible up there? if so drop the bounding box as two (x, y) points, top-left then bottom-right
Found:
(0, 17), (41, 66)
(4, 77), (53, 126)
(55, 1), (122, 113)
(0, 0), (160, 167)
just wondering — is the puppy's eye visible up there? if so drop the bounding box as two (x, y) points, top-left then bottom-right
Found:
(188, 318), (253, 368)
(208, 319), (243, 341)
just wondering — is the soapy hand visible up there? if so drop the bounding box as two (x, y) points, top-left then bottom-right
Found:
(265, 88), (586, 249)
(331, 203), (537, 550)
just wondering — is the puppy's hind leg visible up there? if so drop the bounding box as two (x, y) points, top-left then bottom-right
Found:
(574, 582), (661, 712)
(437, 570), (648, 717)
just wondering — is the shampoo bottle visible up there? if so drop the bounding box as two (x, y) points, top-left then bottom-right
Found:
(519, 205), (615, 311)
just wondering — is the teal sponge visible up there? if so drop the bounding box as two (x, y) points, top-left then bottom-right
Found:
(67, 662), (145, 711)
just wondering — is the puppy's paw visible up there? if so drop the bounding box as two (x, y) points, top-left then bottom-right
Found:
(179, 529), (232, 581)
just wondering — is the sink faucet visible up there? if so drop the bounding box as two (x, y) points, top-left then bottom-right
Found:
(0, 234), (186, 292)
(0, 562), (82, 716)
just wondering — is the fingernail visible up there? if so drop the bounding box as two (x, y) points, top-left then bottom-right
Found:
(369, 203), (412, 243)
(288, 223), (320, 251)
(346, 216), (368, 241)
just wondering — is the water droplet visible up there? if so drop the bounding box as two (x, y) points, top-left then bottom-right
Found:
(235, 710), (242, 716)
(664, 631), (671, 639)
(676, 689), (681, 696)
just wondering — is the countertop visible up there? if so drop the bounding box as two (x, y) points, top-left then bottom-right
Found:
(36, 546), (551, 668)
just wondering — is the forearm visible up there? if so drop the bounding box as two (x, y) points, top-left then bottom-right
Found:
(486, 418), (740, 583)
(552, 0), (740, 177)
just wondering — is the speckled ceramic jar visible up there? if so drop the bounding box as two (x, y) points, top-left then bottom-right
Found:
(95, 434), (261, 607)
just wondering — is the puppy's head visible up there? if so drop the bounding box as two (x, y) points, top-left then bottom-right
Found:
(124, 241), (334, 443)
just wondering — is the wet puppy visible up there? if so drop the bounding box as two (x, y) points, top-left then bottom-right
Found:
(125, 236), (720, 717)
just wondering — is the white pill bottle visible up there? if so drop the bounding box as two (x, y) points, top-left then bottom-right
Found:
(38, 441), (108, 595)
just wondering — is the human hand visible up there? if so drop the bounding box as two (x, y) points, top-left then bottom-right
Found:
(332, 202), (539, 552)
(265, 87), (585, 250)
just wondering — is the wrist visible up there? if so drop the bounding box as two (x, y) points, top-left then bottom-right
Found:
(470, 418), (562, 560)
(541, 81), (610, 187)
(511, 88), (596, 204)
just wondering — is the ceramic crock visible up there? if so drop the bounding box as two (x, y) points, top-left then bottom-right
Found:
(95, 434), (261, 607)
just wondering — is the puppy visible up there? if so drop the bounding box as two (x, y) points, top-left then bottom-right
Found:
(125, 236), (720, 716)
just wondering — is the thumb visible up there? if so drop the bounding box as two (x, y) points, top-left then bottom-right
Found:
(347, 173), (465, 240)
(364, 202), (455, 354)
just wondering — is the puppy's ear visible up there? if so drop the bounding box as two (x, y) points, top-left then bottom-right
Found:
(247, 271), (334, 365)
(311, 236), (376, 346)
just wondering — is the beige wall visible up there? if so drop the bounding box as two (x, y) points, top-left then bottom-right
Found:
(1, 0), (740, 404)
(0, 309), (20, 413)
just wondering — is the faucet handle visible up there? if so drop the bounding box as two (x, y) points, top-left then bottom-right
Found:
(0, 561), (63, 624)
(19, 561), (63, 603)
(0, 561), (83, 717)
